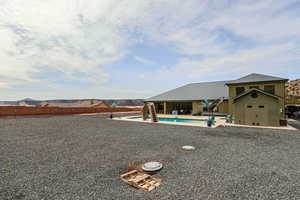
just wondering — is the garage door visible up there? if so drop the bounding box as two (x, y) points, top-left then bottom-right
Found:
(245, 105), (268, 126)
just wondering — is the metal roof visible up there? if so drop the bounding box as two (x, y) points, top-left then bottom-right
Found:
(226, 73), (288, 85)
(145, 80), (231, 102)
(145, 73), (288, 102)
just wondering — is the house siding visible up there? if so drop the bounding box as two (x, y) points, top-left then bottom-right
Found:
(228, 81), (286, 126)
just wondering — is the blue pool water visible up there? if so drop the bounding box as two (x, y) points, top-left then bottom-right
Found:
(157, 117), (207, 123)
(129, 116), (208, 123)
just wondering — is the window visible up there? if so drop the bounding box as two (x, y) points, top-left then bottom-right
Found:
(250, 86), (259, 89)
(236, 87), (245, 96)
(247, 105), (253, 108)
(264, 85), (275, 95)
(259, 105), (264, 108)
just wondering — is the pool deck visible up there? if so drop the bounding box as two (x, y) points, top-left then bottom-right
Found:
(113, 115), (216, 128)
(114, 114), (297, 130)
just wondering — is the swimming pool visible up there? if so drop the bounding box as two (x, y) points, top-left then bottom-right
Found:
(128, 116), (208, 123)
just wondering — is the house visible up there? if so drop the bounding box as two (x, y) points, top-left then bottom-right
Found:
(145, 73), (288, 127)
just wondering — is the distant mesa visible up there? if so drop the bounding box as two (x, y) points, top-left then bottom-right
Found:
(0, 98), (144, 108)
(21, 98), (37, 102)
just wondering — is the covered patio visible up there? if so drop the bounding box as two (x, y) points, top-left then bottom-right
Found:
(154, 101), (193, 115)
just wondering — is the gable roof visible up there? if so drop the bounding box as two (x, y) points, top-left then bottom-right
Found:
(145, 80), (231, 102)
(226, 73), (288, 85)
(145, 73), (288, 102)
(233, 88), (281, 103)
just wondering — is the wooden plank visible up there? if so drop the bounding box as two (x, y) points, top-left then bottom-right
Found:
(120, 170), (162, 192)
(131, 174), (150, 183)
(120, 170), (138, 178)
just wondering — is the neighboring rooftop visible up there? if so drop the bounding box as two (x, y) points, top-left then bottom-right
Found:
(226, 73), (288, 85)
(146, 80), (231, 101)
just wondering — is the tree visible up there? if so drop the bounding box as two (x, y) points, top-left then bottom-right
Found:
(201, 100), (213, 114)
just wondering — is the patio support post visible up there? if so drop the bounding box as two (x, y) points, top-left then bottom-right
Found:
(164, 102), (167, 114)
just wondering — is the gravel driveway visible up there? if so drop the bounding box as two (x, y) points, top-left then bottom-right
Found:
(1, 114), (300, 200)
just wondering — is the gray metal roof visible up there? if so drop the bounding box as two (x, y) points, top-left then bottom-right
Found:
(146, 80), (231, 102)
(226, 73), (288, 85)
(145, 73), (288, 102)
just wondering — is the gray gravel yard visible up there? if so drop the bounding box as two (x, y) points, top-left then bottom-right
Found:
(1, 114), (300, 200)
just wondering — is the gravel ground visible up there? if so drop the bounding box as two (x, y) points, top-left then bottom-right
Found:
(1, 114), (300, 200)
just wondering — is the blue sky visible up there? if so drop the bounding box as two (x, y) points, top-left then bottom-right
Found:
(0, 0), (299, 100)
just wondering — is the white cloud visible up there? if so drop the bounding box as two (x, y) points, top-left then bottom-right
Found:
(151, 0), (300, 56)
(165, 27), (230, 55)
(0, 0), (191, 83)
(0, 82), (10, 88)
(211, 1), (300, 42)
(0, 0), (299, 99)
(0, 0), (129, 84)
(147, 42), (299, 82)
(134, 56), (155, 65)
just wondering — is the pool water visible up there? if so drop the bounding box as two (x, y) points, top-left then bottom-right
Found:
(157, 117), (207, 123)
(128, 116), (208, 123)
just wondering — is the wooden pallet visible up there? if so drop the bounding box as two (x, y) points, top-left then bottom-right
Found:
(120, 170), (162, 192)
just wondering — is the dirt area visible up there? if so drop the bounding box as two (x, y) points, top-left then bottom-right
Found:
(1, 114), (300, 199)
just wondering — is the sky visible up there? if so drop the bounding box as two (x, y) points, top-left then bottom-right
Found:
(0, 0), (300, 100)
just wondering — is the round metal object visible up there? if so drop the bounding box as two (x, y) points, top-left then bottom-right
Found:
(182, 145), (196, 151)
(142, 161), (163, 172)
